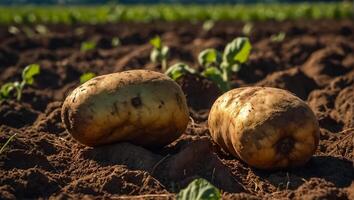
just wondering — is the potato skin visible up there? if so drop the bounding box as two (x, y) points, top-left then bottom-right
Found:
(208, 87), (320, 169)
(61, 70), (189, 147)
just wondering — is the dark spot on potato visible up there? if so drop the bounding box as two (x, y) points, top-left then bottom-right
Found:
(131, 96), (142, 108)
(72, 96), (76, 103)
(88, 83), (96, 87)
(276, 137), (295, 155)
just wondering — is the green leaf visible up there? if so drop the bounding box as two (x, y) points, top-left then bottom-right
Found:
(198, 49), (222, 68)
(35, 24), (48, 35)
(165, 63), (195, 80)
(202, 67), (229, 92)
(242, 22), (253, 36)
(80, 72), (96, 84)
(22, 64), (40, 85)
(80, 41), (96, 52)
(270, 32), (286, 42)
(177, 178), (221, 200)
(202, 20), (215, 32)
(161, 46), (169, 57)
(111, 37), (121, 47)
(149, 36), (162, 49)
(223, 37), (252, 65)
(0, 83), (15, 98)
(8, 26), (20, 35)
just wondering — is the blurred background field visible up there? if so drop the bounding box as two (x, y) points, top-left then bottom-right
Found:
(0, 2), (352, 24)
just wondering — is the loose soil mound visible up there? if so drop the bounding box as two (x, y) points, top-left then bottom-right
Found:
(0, 20), (353, 199)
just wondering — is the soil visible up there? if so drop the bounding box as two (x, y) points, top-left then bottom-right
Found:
(0, 19), (353, 199)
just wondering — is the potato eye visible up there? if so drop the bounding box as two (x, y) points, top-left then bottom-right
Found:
(131, 96), (142, 108)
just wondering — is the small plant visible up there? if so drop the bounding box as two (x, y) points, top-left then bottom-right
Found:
(0, 64), (40, 101)
(111, 37), (121, 47)
(165, 63), (196, 80)
(202, 20), (215, 32)
(150, 36), (169, 71)
(242, 22), (253, 36)
(0, 133), (17, 154)
(35, 24), (48, 35)
(270, 32), (286, 42)
(80, 41), (97, 52)
(166, 37), (252, 92)
(80, 72), (96, 84)
(8, 26), (20, 35)
(177, 178), (221, 200)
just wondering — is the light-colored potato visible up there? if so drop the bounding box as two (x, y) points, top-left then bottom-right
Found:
(208, 87), (320, 169)
(61, 70), (189, 147)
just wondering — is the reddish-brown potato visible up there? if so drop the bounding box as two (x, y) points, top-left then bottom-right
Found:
(62, 70), (189, 147)
(208, 87), (320, 169)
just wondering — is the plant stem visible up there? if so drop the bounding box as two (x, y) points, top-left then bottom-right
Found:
(222, 67), (231, 92)
(162, 59), (168, 72)
(0, 133), (17, 154)
(16, 87), (22, 101)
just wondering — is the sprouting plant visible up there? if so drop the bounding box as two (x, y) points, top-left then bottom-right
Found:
(166, 37), (252, 93)
(80, 41), (97, 52)
(202, 20), (215, 32)
(165, 63), (196, 80)
(8, 26), (20, 35)
(242, 22), (253, 36)
(35, 24), (48, 35)
(270, 32), (286, 42)
(0, 133), (17, 154)
(176, 178), (221, 200)
(0, 64), (40, 101)
(80, 72), (96, 84)
(150, 36), (169, 71)
(198, 48), (222, 69)
(111, 37), (121, 47)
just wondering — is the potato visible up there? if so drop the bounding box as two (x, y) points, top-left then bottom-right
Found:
(208, 87), (320, 169)
(61, 70), (189, 147)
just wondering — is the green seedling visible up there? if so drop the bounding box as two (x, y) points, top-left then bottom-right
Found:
(198, 48), (222, 69)
(201, 37), (252, 92)
(165, 63), (196, 80)
(35, 24), (48, 35)
(0, 133), (17, 154)
(8, 26), (20, 35)
(166, 37), (252, 93)
(111, 37), (121, 47)
(80, 41), (97, 52)
(202, 20), (215, 32)
(201, 67), (229, 92)
(270, 32), (286, 42)
(150, 36), (169, 71)
(80, 72), (96, 84)
(242, 22), (253, 36)
(0, 64), (40, 101)
(177, 178), (221, 200)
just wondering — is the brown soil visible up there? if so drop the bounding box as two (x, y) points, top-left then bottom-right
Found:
(0, 20), (353, 199)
